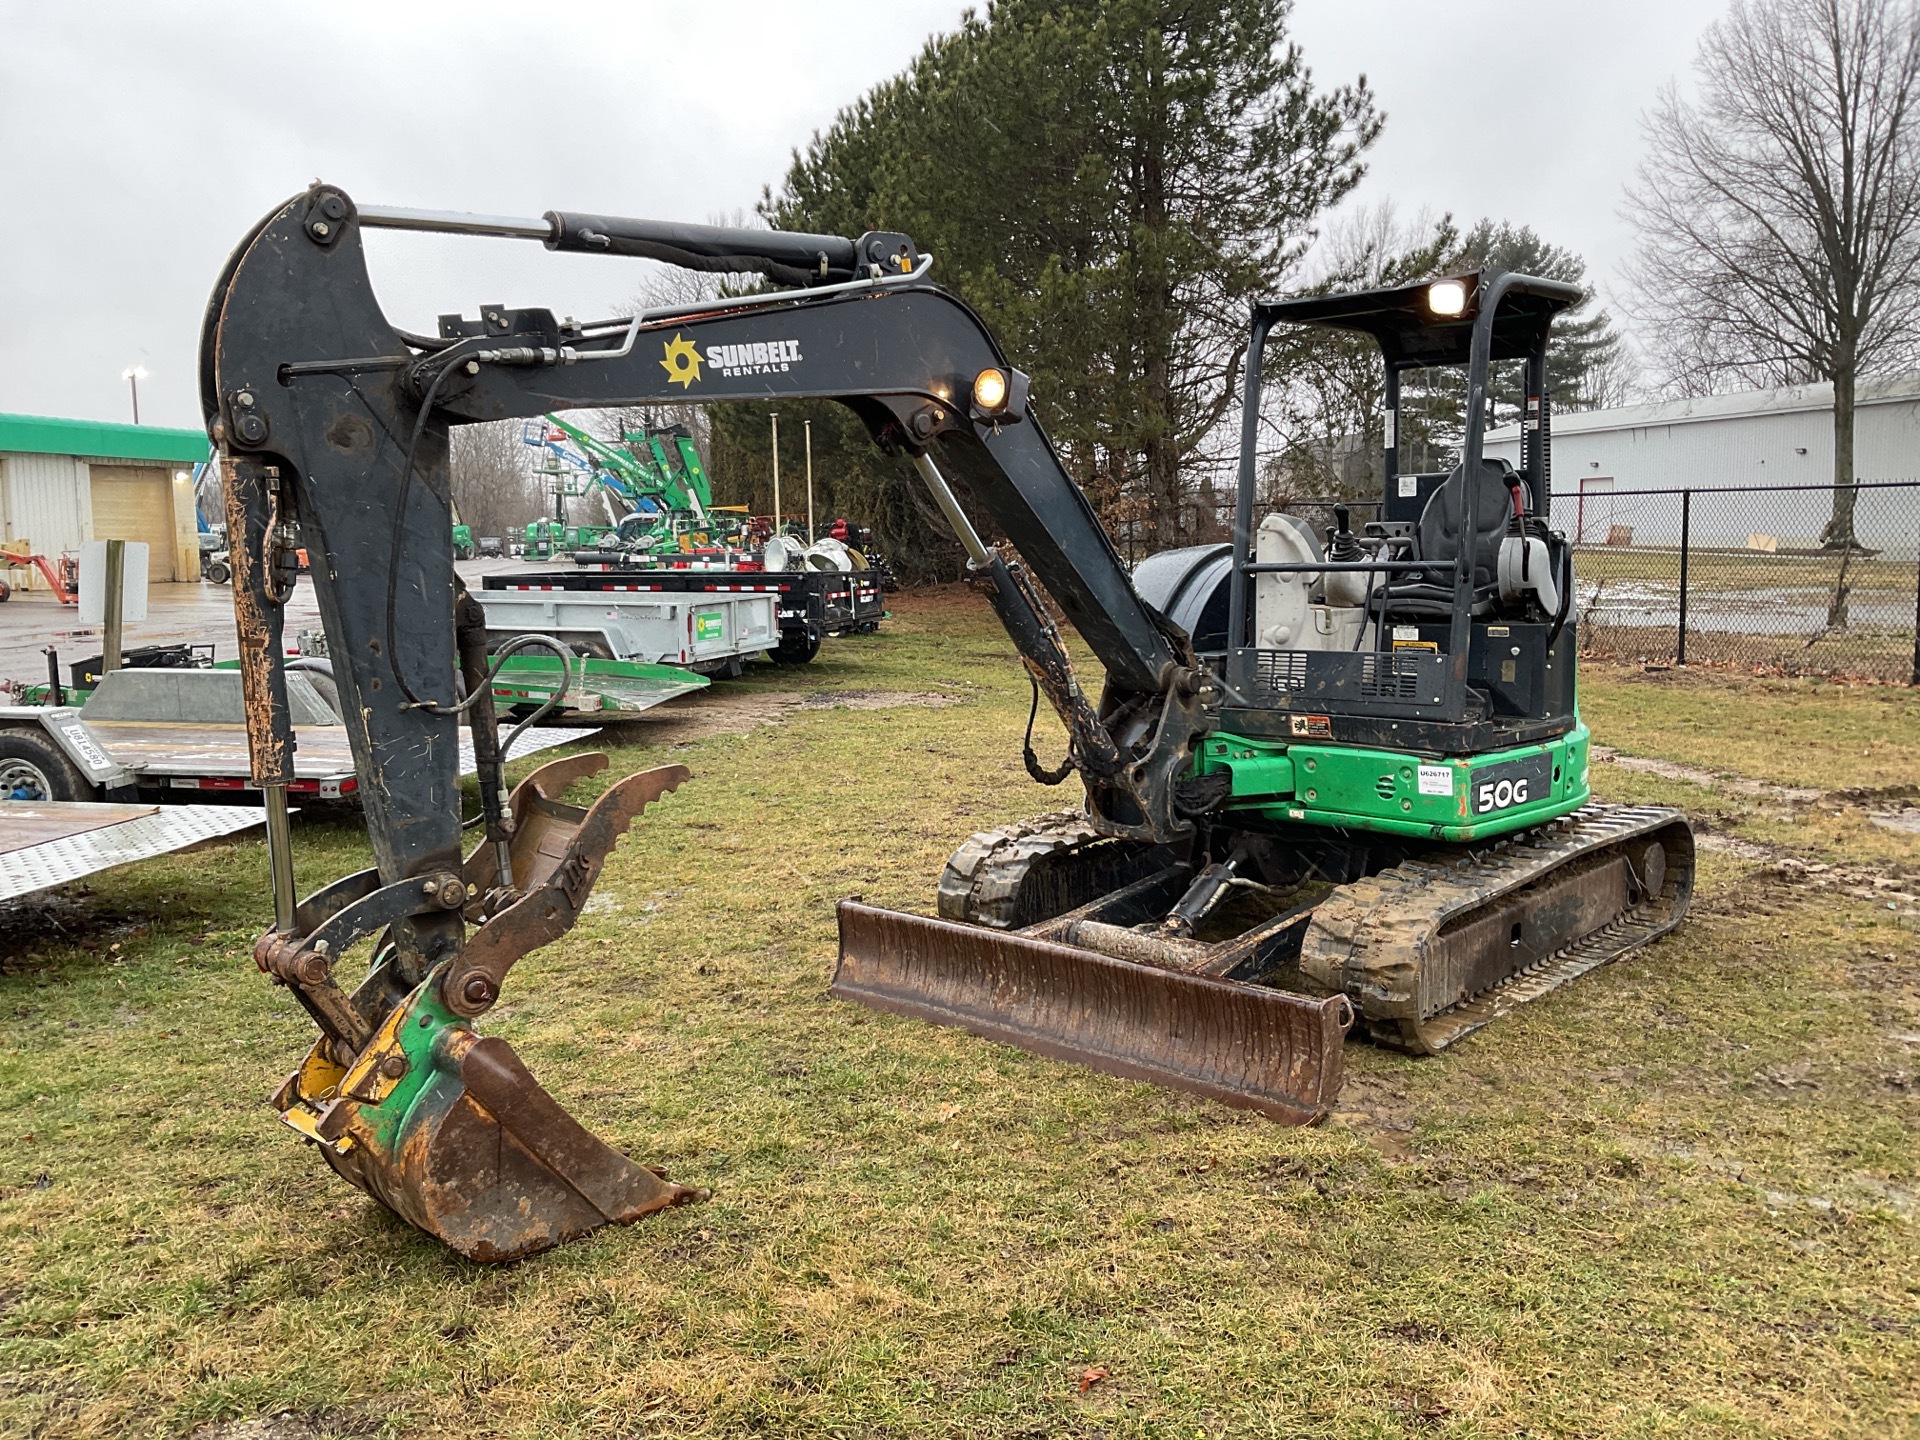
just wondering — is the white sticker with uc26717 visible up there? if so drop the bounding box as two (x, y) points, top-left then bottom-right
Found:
(1416, 764), (1453, 796)
(1469, 754), (1554, 815)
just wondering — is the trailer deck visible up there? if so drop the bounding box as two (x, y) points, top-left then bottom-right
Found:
(0, 669), (591, 803)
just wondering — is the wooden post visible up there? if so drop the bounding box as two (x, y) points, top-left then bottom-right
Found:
(102, 538), (126, 674)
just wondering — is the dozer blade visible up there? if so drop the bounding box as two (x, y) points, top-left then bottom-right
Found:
(270, 758), (702, 1262)
(833, 901), (1351, 1124)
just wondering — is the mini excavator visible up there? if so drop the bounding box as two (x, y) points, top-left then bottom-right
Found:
(204, 185), (1691, 1260)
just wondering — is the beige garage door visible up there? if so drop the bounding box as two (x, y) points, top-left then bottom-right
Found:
(89, 466), (176, 581)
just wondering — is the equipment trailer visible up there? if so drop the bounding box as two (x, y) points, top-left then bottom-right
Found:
(201, 185), (1689, 1262)
(473, 581), (778, 676)
(509, 556), (885, 663)
(0, 668), (586, 803)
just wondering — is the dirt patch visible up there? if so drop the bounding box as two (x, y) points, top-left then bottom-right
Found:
(0, 891), (156, 971)
(1684, 840), (1920, 922)
(1693, 829), (1784, 860)
(1590, 745), (1822, 802)
(610, 686), (962, 748)
(796, 688), (963, 712)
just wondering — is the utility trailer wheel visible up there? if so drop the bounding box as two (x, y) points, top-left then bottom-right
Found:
(0, 729), (99, 802)
(770, 627), (822, 665)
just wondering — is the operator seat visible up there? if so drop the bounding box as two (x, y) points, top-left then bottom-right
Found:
(1376, 458), (1517, 619)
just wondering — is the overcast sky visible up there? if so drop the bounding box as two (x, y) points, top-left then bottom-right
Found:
(2, 0), (1729, 432)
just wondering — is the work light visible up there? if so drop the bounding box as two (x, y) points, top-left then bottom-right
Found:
(972, 368), (1010, 412)
(1427, 279), (1468, 317)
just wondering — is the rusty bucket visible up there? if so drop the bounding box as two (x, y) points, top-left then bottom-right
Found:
(276, 985), (700, 1262)
(269, 758), (703, 1261)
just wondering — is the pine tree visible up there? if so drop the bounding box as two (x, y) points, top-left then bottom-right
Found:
(723, 0), (1380, 574)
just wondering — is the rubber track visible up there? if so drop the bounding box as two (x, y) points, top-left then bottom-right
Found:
(1298, 804), (1694, 1054)
(936, 811), (1123, 929)
(939, 804), (1694, 1060)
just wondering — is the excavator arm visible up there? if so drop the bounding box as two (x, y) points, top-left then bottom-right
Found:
(204, 185), (1208, 845)
(199, 184), (1220, 1259)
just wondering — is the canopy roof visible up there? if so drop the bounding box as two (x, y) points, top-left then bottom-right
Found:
(1258, 272), (1583, 368)
(0, 412), (209, 464)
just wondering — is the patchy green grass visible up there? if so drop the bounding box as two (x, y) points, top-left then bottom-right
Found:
(2, 589), (1917, 1439)
(1575, 545), (1916, 596)
(1581, 663), (1920, 792)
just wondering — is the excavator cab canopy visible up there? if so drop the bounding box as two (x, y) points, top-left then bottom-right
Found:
(1213, 269), (1587, 751)
(1255, 272), (1583, 369)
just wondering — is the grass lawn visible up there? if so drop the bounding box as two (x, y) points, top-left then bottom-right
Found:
(2, 588), (1917, 1439)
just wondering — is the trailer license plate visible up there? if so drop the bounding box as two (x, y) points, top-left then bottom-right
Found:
(1469, 755), (1553, 815)
(60, 723), (114, 773)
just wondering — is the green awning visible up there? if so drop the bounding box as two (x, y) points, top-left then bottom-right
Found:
(0, 412), (210, 465)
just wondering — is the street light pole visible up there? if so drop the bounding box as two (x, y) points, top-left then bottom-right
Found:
(121, 365), (148, 424)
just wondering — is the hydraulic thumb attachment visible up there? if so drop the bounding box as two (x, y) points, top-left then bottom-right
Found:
(257, 756), (703, 1262)
(218, 439), (701, 1260)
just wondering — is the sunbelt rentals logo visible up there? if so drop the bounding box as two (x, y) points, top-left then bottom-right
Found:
(660, 332), (805, 388)
(707, 339), (803, 377)
(659, 334), (704, 388)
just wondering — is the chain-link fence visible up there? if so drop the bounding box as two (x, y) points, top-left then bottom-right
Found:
(1546, 480), (1920, 682)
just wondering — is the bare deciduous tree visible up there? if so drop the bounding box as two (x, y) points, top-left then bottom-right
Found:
(450, 419), (542, 540)
(1625, 0), (1920, 570)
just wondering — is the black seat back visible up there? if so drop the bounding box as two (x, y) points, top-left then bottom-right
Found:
(1416, 458), (1515, 589)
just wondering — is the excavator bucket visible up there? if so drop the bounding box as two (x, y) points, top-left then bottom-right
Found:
(833, 902), (1351, 1124)
(270, 757), (702, 1262)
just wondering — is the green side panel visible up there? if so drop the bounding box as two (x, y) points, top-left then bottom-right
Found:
(0, 411), (209, 463)
(1196, 724), (1593, 843)
(358, 972), (465, 1157)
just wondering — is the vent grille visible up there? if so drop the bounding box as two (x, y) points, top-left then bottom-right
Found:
(1375, 773), (1397, 800)
(1254, 649), (1307, 695)
(1358, 653), (1424, 699)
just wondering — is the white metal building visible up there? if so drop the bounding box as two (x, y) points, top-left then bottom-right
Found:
(0, 413), (207, 586)
(1484, 374), (1920, 550)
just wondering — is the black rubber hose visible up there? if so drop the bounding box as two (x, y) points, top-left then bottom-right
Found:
(1022, 675), (1074, 786)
